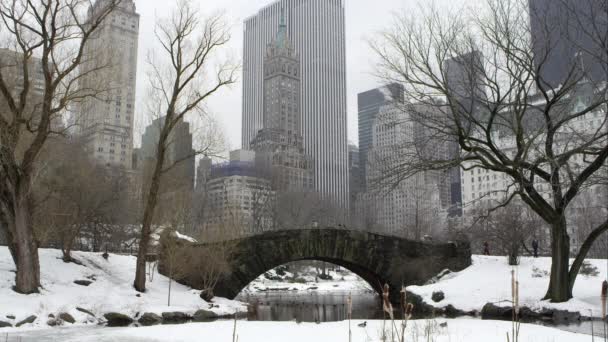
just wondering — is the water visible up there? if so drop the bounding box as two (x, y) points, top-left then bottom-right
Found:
(237, 290), (382, 322)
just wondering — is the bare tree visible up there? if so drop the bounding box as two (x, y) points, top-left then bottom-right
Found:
(134, 0), (237, 292)
(371, 0), (608, 302)
(0, 0), (120, 293)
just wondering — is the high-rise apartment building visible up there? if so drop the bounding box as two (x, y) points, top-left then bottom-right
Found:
(357, 84), (404, 191)
(77, 0), (139, 169)
(250, 12), (314, 192)
(242, 0), (348, 208)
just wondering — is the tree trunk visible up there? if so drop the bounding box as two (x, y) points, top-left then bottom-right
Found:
(12, 192), (40, 294)
(134, 139), (166, 292)
(544, 218), (572, 302)
(568, 220), (608, 295)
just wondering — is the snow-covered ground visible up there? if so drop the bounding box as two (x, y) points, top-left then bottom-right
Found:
(408, 255), (607, 315)
(241, 265), (374, 293)
(0, 247), (245, 328)
(1, 318), (591, 341)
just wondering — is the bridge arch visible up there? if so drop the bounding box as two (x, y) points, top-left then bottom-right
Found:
(159, 228), (471, 303)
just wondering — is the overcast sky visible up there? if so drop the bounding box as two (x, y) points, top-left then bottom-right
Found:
(132, 0), (461, 150)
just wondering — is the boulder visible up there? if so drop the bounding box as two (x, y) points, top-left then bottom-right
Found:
(138, 313), (162, 326)
(16, 315), (37, 327)
(481, 303), (512, 320)
(74, 280), (93, 286)
(59, 312), (75, 324)
(6, 315), (15, 320)
(161, 311), (191, 324)
(76, 307), (96, 317)
(431, 291), (445, 303)
(103, 312), (133, 327)
(193, 309), (218, 322)
(0, 321), (12, 328)
(444, 304), (468, 318)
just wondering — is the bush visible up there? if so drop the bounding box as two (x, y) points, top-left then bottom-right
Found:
(580, 261), (599, 277)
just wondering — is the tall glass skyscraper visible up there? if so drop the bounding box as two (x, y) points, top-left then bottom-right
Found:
(242, 0), (348, 209)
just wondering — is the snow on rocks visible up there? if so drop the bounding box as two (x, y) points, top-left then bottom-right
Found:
(0, 247), (246, 329)
(407, 255), (607, 317)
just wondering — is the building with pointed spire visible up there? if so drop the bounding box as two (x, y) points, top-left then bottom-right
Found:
(243, 0), (348, 208)
(250, 8), (314, 191)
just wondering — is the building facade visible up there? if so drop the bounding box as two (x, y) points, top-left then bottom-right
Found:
(140, 117), (195, 191)
(197, 151), (274, 240)
(357, 83), (404, 192)
(529, 0), (607, 88)
(242, 0), (348, 208)
(365, 103), (448, 238)
(77, 0), (139, 169)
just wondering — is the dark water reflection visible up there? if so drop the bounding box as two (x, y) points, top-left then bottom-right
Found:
(237, 290), (383, 322)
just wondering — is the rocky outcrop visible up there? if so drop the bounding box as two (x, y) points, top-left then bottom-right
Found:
(104, 313), (133, 327)
(0, 320), (12, 328)
(138, 313), (162, 326)
(16, 315), (37, 327)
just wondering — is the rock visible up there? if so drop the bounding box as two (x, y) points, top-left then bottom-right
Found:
(76, 307), (96, 317)
(138, 313), (162, 326)
(103, 312), (133, 327)
(16, 315), (37, 327)
(193, 309), (218, 322)
(6, 315), (15, 320)
(444, 304), (467, 318)
(161, 311), (191, 324)
(431, 291), (445, 303)
(0, 321), (12, 328)
(481, 303), (512, 320)
(405, 291), (437, 316)
(553, 310), (581, 324)
(59, 312), (75, 324)
(47, 313), (55, 318)
(74, 280), (93, 286)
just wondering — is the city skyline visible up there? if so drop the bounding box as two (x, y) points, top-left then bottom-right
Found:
(130, 0), (465, 150)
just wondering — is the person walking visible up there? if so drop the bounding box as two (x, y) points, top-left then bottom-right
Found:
(483, 241), (490, 256)
(532, 239), (539, 258)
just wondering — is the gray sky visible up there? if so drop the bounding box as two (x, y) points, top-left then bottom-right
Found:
(133, 0), (458, 150)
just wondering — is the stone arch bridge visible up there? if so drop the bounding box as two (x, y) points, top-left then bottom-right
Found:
(159, 228), (471, 303)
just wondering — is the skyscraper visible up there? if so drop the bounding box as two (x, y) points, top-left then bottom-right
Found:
(529, 0), (607, 88)
(357, 83), (404, 191)
(250, 10), (314, 192)
(140, 117), (195, 191)
(77, 0), (139, 169)
(242, 0), (348, 208)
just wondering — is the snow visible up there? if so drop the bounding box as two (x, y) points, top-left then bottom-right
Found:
(242, 266), (374, 293)
(407, 255), (607, 315)
(174, 231), (197, 243)
(1, 318), (591, 341)
(0, 247), (245, 327)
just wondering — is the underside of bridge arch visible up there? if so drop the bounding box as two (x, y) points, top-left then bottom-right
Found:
(161, 228), (471, 304)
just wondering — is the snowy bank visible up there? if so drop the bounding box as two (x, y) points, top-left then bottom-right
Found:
(242, 266), (374, 293)
(2, 318), (591, 341)
(407, 255), (606, 316)
(0, 247), (245, 328)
